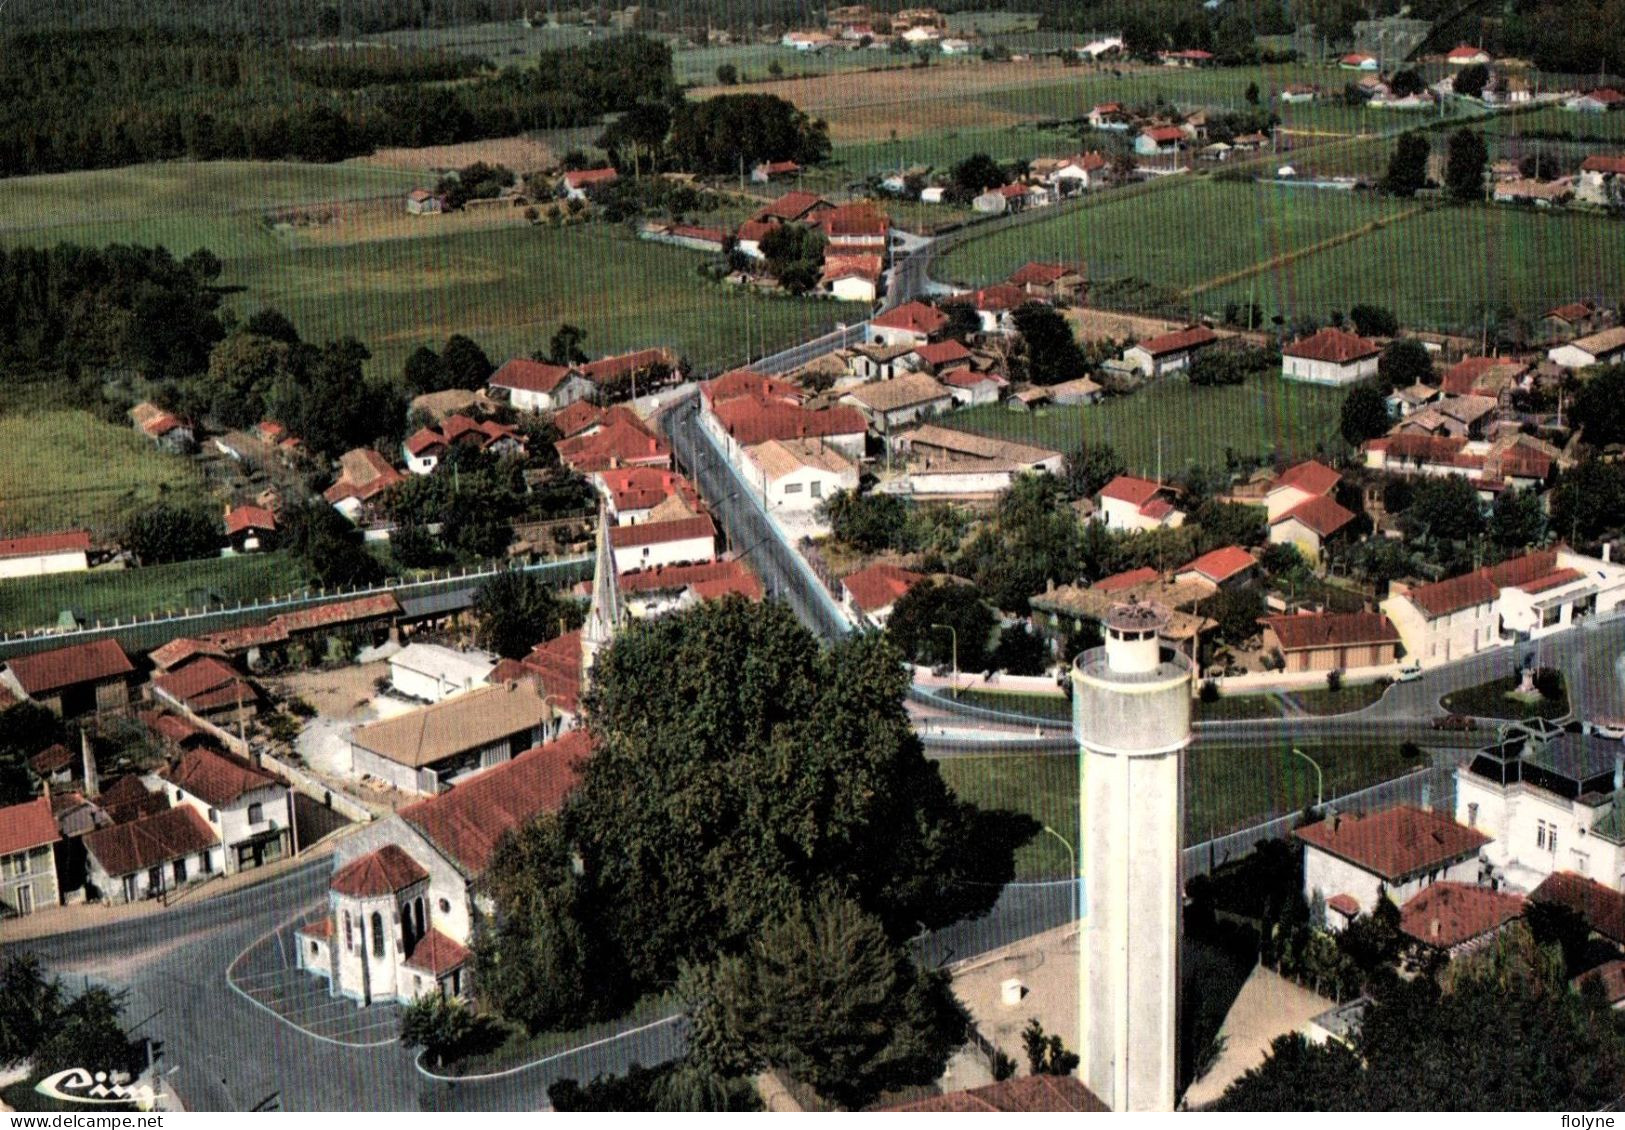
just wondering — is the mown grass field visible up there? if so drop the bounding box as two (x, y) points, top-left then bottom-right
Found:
(939, 736), (1421, 879)
(0, 552), (310, 634)
(945, 368), (1346, 474)
(0, 409), (211, 539)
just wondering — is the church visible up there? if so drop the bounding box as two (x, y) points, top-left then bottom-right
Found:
(295, 514), (625, 1006)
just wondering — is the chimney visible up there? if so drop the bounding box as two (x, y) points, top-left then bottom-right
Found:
(81, 727), (99, 799)
(1430, 918), (1441, 939)
(1420, 783), (1432, 812)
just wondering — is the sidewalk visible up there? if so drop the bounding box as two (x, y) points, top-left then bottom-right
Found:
(4, 826), (354, 943)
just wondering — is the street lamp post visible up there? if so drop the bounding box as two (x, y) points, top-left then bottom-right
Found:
(1291, 747), (1325, 812)
(931, 622), (959, 698)
(1042, 824), (1079, 921)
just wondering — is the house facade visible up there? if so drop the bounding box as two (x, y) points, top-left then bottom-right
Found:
(608, 515), (718, 574)
(348, 682), (555, 795)
(1096, 475), (1185, 532)
(0, 796), (61, 916)
(488, 358), (595, 413)
(160, 746), (293, 874)
(0, 639), (136, 718)
(1281, 327), (1381, 386)
(83, 806), (223, 904)
(1261, 612), (1402, 673)
(1121, 326), (1218, 378)
(1295, 805), (1490, 924)
(0, 531), (91, 580)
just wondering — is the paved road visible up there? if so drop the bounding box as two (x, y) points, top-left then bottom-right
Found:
(748, 322), (869, 377)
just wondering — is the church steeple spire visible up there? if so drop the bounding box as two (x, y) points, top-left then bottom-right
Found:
(581, 503), (622, 693)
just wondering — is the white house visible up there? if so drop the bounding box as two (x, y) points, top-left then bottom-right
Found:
(0, 531), (91, 581)
(609, 514), (717, 574)
(868, 301), (949, 348)
(742, 438), (858, 526)
(1121, 325), (1219, 378)
(488, 358), (595, 413)
(1566, 87), (1625, 113)
(1096, 475), (1185, 532)
(821, 253), (883, 303)
(1576, 154), (1625, 207)
(388, 643), (497, 704)
(842, 563), (927, 628)
(1445, 44), (1492, 65)
(1456, 729), (1625, 893)
(841, 372), (954, 440)
(0, 797), (61, 916)
(160, 747), (293, 874)
(1294, 805), (1490, 927)
(1050, 152), (1108, 194)
(1547, 326), (1625, 369)
(348, 682), (555, 796)
(1280, 327), (1382, 386)
(939, 367), (1006, 407)
(83, 805), (225, 905)
(559, 167), (619, 200)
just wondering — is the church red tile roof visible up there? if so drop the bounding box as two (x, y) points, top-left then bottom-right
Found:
(403, 928), (471, 975)
(400, 730), (591, 878)
(330, 844), (429, 898)
(1294, 806), (1488, 884)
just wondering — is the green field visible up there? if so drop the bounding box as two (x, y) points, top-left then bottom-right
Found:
(938, 180), (1416, 295)
(0, 552), (309, 633)
(0, 409), (211, 538)
(940, 737), (1421, 878)
(944, 369), (1347, 475)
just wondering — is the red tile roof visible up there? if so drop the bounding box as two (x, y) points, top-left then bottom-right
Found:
(1059, 152), (1108, 172)
(404, 427), (445, 457)
(323, 448), (405, 505)
(579, 347), (677, 384)
(1177, 545), (1256, 584)
(494, 630), (584, 714)
(1446, 44), (1488, 60)
(1547, 300), (1599, 320)
(330, 844), (428, 898)
(551, 400), (605, 438)
(1531, 871), (1625, 944)
(820, 253), (883, 284)
(1579, 155), (1625, 176)
(1142, 125), (1187, 143)
(1265, 612), (1400, 652)
(1326, 892), (1360, 918)
(1400, 881), (1523, 949)
(5, 639), (134, 696)
(711, 398), (866, 447)
(403, 928), (471, 974)
(0, 796), (59, 856)
(556, 414), (671, 473)
(1135, 325), (1218, 356)
(84, 805), (215, 878)
(1294, 806), (1489, 883)
(400, 729), (590, 877)
(736, 219), (777, 244)
(1141, 497), (1176, 520)
(878, 1075), (1108, 1112)
(965, 283), (1029, 311)
(1093, 566), (1160, 592)
(596, 467), (702, 515)
(615, 559), (762, 601)
(1284, 327), (1380, 364)
(297, 916), (334, 940)
(608, 514), (716, 550)
(1098, 474), (1164, 506)
(151, 657), (256, 714)
(702, 369), (804, 408)
(1403, 551), (1577, 619)
(1009, 261), (1082, 287)
(276, 594), (399, 633)
(1575, 959), (1625, 1005)
(870, 300), (948, 336)
(939, 366), (1002, 389)
(0, 531), (91, 559)
(29, 742), (75, 776)
(162, 746), (281, 808)
(1271, 459), (1340, 498)
(224, 506), (276, 536)
(562, 167), (618, 189)
(911, 340), (972, 367)
(142, 710), (210, 747)
(753, 191), (832, 224)
(1581, 87), (1625, 105)
(1272, 495), (1356, 538)
(818, 202), (889, 238)
(842, 563), (926, 612)
(490, 358), (576, 395)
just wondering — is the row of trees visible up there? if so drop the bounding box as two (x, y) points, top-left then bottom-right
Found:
(1382, 128), (1489, 203)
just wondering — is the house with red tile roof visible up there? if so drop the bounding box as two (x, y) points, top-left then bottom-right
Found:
(224, 504), (277, 553)
(560, 166), (618, 200)
(487, 357), (594, 413)
(84, 805), (221, 904)
(555, 409), (672, 473)
(938, 366), (1007, 407)
(868, 300), (949, 347)
(160, 746), (293, 873)
(1576, 156), (1625, 207)
(1295, 805), (1490, 922)
(1121, 325), (1219, 378)
(1269, 493), (1357, 563)
(752, 190), (835, 226)
(1532, 873), (1625, 946)
(1261, 612), (1401, 673)
(1399, 881), (1523, 957)
(1, 639), (136, 718)
(1567, 87), (1625, 113)
(593, 467), (703, 525)
(905, 338), (973, 372)
(297, 729), (591, 1006)
(551, 399), (606, 439)
(128, 401), (196, 453)
(1360, 432), (1555, 494)
(817, 202), (889, 250)
(700, 369), (805, 413)
(1009, 260), (1086, 301)
(0, 796), (61, 915)
(820, 252), (884, 302)
(608, 514), (717, 574)
(151, 656), (260, 721)
(1265, 460), (1342, 521)
(951, 282), (1033, 335)
(1445, 43), (1491, 65)
(1135, 124), (1188, 155)
(324, 447), (405, 523)
(1438, 355), (1531, 400)
(1548, 325), (1625, 370)
(1094, 566), (1161, 593)
(0, 530), (91, 580)
(1096, 475), (1185, 532)
(1384, 548), (1625, 664)
(750, 159), (801, 182)
(1174, 546), (1257, 590)
(841, 563), (928, 627)
(1575, 959), (1625, 1009)
(588, 559), (763, 619)
(1281, 327), (1381, 385)
(705, 396), (867, 463)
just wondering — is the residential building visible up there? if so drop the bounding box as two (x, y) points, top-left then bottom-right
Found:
(224, 505), (277, 553)
(1, 639), (136, 718)
(608, 560), (762, 619)
(841, 372), (954, 439)
(1361, 432), (1555, 493)
(348, 681), (556, 795)
(1048, 154), (1109, 195)
(1439, 356), (1531, 400)
(841, 563), (927, 628)
(559, 167), (618, 200)
(1121, 325), (1219, 378)
(704, 397), (867, 463)
(1049, 376), (1104, 405)
(751, 159), (801, 182)
(1492, 177), (1573, 207)
(1173, 546), (1256, 591)
(1096, 475), (1185, 532)
(818, 202), (889, 253)
(1295, 805), (1490, 924)
(1009, 261), (1087, 302)
(160, 746), (293, 874)
(742, 438), (858, 523)
(1398, 882), (1524, 959)
(1384, 549), (1625, 665)
(150, 656), (258, 720)
(593, 466), (702, 525)
(890, 423), (1064, 496)
(953, 283), (1030, 336)
(555, 408), (672, 473)
(1340, 53), (1379, 70)
(821, 253), (883, 303)
(323, 448), (405, 523)
(128, 402), (195, 453)
(906, 339), (972, 373)
(1542, 300), (1611, 340)
(1445, 44), (1492, 65)
(1281, 327), (1381, 386)
(1387, 381), (1441, 418)
(488, 358), (595, 414)
(1567, 87), (1625, 113)
(1531, 871), (1625, 944)
(1135, 125), (1187, 156)
(1575, 155), (1625, 208)
(751, 191), (834, 226)
(938, 367), (1006, 407)
(83, 805), (223, 904)
(867, 300), (948, 348)
(701, 370), (804, 413)
(0, 531), (91, 580)
(0, 796), (60, 916)
(1261, 612), (1402, 673)
(405, 188), (443, 215)
(1265, 460), (1342, 521)
(609, 514), (717, 574)
(1548, 326), (1625, 369)
(847, 342), (916, 382)
(1457, 729), (1625, 892)
(388, 644), (496, 704)
(1269, 494), (1356, 562)
(296, 729), (589, 1006)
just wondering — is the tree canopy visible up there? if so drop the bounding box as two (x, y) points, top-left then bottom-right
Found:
(886, 580), (995, 671)
(1377, 338), (1433, 391)
(1444, 128), (1489, 203)
(1382, 132), (1430, 197)
(1011, 302), (1088, 386)
(1339, 383), (1393, 446)
(667, 94), (829, 175)
(1569, 364), (1625, 448)
(122, 501), (221, 566)
(470, 566), (580, 659)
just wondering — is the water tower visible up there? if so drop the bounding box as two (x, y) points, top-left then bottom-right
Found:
(1072, 600), (1192, 1112)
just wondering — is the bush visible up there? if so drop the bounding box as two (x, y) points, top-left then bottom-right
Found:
(1325, 669), (1342, 693)
(1200, 679), (1221, 703)
(286, 696), (317, 718)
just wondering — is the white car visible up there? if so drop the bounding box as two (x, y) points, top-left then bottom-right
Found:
(1396, 663), (1422, 683)
(1590, 720), (1625, 740)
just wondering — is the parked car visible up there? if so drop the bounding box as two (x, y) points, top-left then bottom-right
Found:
(1431, 713), (1477, 731)
(1589, 719), (1625, 740)
(1396, 663), (1422, 683)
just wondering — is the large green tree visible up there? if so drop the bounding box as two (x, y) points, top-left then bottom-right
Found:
(759, 222), (827, 295)
(279, 499), (384, 589)
(1402, 475), (1486, 543)
(1444, 128), (1489, 203)
(1569, 364), (1625, 447)
(122, 501), (220, 566)
(1382, 131), (1430, 197)
(470, 566), (577, 659)
(1377, 339), (1433, 391)
(886, 580), (995, 671)
(1550, 458), (1625, 545)
(680, 891), (967, 1110)
(1340, 382), (1393, 446)
(821, 490), (913, 554)
(667, 94), (829, 174)
(956, 473), (1082, 613)
(1011, 302), (1087, 386)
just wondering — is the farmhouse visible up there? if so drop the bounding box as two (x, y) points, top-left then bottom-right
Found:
(939, 367), (1007, 407)
(818, 202), (889, 252)
(841, 372), (954, 438)
(609, 514), (717, 574)
(953, 283), (1031, 336)
(388, 643), (496, 704)
(488, 358), (594, 413)
(1399, 882), (1524, 959)
(1547, 326), (1625, 369)
(1009, 261), (1086, 302)
(906, 339), (972, 373)
(349, 681), (556, 796)
(1296, 805), (1489, 924)
(1542, 299), (1611, 339)
(0, 531), (90, 580)
(1, 639), (136, 718)
(842, 563), (927, 628)
(868, 300), (949, 348)
(1567, 87), (1625, 113)
(821, 253), (884, 303)
(1134, 125), (1186, 157)
(1121, 325), (1219, 378)
(224, 505), (277, 553)
(128, 402), (195, 453)
(405, 188), (443, 215)
(1048, 153), (1109, 195)
(1261, 612), (1401, 673)
(1576, 155), (1625, 207)
(753, 191), (835, 226)
(706, 396), (867, 462)
(0, 796), (61, 916)
(1096, 475), (1185, 532)
(1444, 44), (1491, 65)
(1281, 327), (1381, 385)
(1269, 494), (1356, 562)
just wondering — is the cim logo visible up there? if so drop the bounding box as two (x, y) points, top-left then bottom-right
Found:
(34, 1068), (156, 1109)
